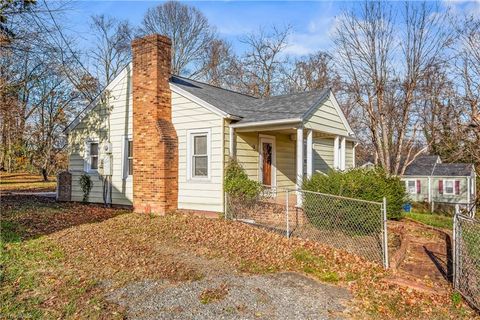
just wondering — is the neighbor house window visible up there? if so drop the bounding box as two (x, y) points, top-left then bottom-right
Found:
(444, 180), (455, 195)
(89, 142), (99, 170)
(406, 180), (416, 194)
(127, 139), (133, 175)
(188, 130), (210, 179)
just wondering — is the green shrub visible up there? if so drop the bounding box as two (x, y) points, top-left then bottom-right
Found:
(303, 168), (407, 220)
(224, 158), (262, 202)
(79, 174), (93, 202)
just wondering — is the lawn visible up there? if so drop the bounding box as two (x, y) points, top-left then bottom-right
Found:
(1, 195), (478, 319)
(0, 172), (56, 192)
(405, 211), (453, 230)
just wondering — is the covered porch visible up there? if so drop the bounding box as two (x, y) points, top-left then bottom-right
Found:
(227, 119), (356, 205)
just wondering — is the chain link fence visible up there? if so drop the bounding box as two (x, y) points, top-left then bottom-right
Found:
(454, 214), (480, 311)
(225, 187), (388, 267)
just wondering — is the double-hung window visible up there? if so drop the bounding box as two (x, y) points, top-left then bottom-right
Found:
(89, 142), (99, 171)
(444, 180), (454, 195)
(406, 180), (416, 194)
(188, 130), (210, 179)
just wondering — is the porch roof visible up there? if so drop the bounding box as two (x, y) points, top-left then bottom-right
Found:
(170, 75), (330, 124)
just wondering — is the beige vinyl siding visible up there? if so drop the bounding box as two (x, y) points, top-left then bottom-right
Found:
(68, 65), (133, 205)
(235, 131), (296, 189)
(312, 137), (334, 174)
(172, 91), (224, 212)
(345, 141), (354, 169)
(304, 94), (349, 136)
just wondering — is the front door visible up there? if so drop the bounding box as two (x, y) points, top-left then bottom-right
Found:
(259, 136), (275, 186)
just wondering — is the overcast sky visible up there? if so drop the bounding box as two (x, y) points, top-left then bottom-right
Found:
(65, 0), (480, 58)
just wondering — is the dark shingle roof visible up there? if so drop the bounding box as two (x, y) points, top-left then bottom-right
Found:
(433, 163), (474, 176)
(404, 155), (473, 177)
(404, 155), (440, 176)
(170, 75), (330, 123)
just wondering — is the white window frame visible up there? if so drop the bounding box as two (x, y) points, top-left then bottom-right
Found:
(405, 179), (416, 194)
(258, 134), (277, 187)
(122, 135), (133, 179)
(85, 140), (99, 173)
(444, 179), (455, 195)
(186, 129), (211, 181)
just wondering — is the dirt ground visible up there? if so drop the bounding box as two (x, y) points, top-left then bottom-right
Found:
(1, 195), (478, 319)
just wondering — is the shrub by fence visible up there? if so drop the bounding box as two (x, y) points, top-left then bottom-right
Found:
(303, 167), (406, 220)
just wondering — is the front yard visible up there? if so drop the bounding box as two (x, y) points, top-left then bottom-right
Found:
(1, 194), (478, 319)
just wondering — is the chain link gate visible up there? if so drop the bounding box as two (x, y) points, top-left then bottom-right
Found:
(453, 214), (480, 311)
(225, 187), (388, 268)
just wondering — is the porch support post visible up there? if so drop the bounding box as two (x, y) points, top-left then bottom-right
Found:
(296, 127), (304, 206)
(229, 126), (235, 159)
(306, 129), (313, 179)
(340, 137), (346, 170)
(333, 136), (339, 170)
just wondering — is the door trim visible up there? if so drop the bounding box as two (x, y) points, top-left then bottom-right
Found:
(258, 134), (276, 187)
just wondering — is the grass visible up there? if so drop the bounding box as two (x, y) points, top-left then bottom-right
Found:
(405, 211), (453, 230)
(0, 172), (56, 192)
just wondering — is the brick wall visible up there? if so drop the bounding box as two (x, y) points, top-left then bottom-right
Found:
(132, 34), (178, 214)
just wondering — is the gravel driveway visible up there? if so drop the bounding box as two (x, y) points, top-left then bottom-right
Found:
(107, 272), (351, 320)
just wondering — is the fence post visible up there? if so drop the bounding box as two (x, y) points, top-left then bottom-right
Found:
(453, 213), (457, 289)
(383, 197), (389, 269)
(286, 189), (290, 239)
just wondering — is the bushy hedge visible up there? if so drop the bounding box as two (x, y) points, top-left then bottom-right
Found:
(302, 168), (407, 220)
(224, 159), (262, 202)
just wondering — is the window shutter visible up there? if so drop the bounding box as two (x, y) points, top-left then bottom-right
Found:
(416, 180), (421, 194)
(455, 180), (460, 195)
(439, 180), (443, 194)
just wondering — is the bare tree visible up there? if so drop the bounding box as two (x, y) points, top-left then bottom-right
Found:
(89, 14), (133, 87)
(138, 0), (216, 77)
(233, 26), (290, 97)
(334, 1), (451, 175)
(281, 51), (340, 94)
(196, 38), (235, 87)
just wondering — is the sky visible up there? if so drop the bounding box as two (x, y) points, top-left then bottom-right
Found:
(63, 0), (480, 58)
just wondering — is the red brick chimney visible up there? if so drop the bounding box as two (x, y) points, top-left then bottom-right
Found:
(132, 34), (178, 214)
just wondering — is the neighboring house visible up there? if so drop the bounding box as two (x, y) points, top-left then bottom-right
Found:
(401, 155), (477, 210)
(64, 34), (356, 214)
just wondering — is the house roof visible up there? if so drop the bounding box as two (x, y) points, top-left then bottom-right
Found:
(170, 75), (331, 124)
(404, 155), (474, 177)
(66, 68), (350, 134)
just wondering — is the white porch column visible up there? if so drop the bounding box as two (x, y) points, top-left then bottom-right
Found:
(333, 136), (340, 170)
(296, 127), (304, 206)
(340, 137), (346, 170)
(229, 127), (235, 158)
(306, 130), (313, 179)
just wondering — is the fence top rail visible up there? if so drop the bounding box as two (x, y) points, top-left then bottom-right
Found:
(285, 188), (383, 205)
(456, 213), (478, 223)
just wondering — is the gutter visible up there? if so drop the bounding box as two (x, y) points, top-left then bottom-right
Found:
(229, 118), (302, 129)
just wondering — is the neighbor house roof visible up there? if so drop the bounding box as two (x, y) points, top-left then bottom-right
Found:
(404, 155), (474, 177)
(170, 75), (331, 124)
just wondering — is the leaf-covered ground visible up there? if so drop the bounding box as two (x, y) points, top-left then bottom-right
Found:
(1, 195), (478, 319)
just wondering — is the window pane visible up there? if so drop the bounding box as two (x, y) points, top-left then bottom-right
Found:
(128, 159), (133, 175)
(90, 143), (98, 156)
(193, 156), (208, 176)
(128, 140), (133, 157)
(445, 181), (453, 193)
(91, 156), (98, 169)
(194, 135), (207, 155)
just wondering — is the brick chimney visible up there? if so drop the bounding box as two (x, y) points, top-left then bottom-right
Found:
(132, 34), (178, 214)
